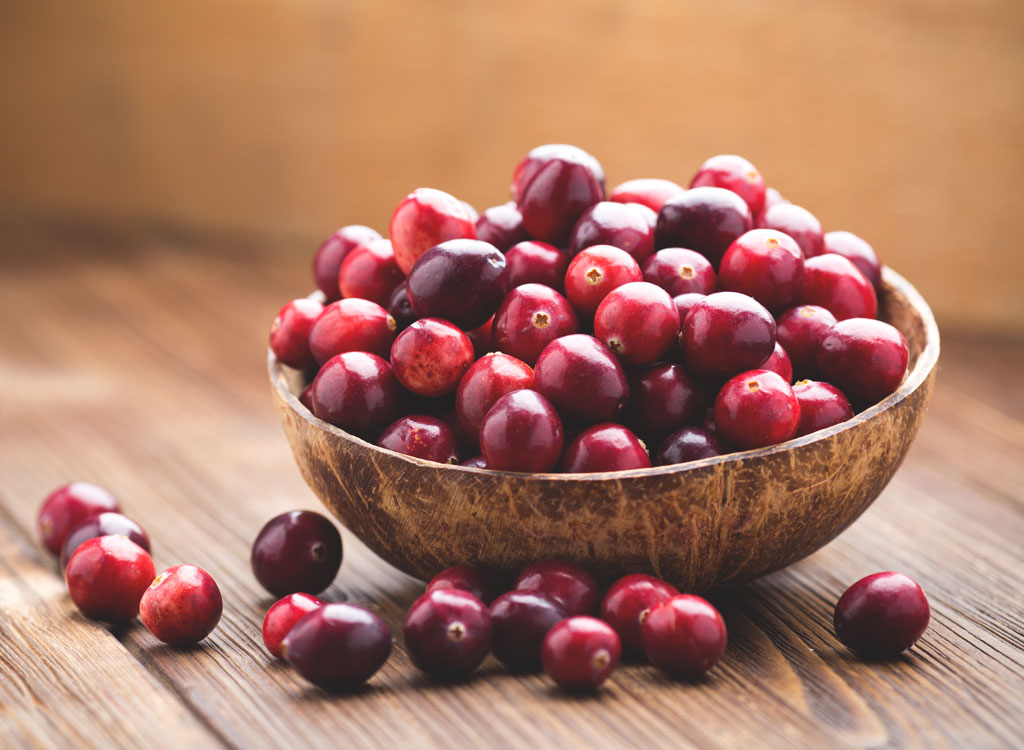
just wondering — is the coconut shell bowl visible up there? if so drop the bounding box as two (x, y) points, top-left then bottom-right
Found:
(269, 268), (939, 592)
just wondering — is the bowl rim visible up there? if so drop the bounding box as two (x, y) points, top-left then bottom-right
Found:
(269, 266), (940, 482)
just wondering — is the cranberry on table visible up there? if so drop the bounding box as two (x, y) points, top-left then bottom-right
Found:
(689, 154), (766, 216)
(512, 144), (606, 204)
(377, 415), (460, 464)
(594, 281), (679, 366)
(282, 603), (393, 690)
(251, 510), (343, 597)
(824, 230), (882, 290)
(65, 536), (155, 624)
(563, 244), (643, 319)
(642, 247), (717, 297)
(404, 588), (493, 680)
(641, 594), (727, 679)
(561, 423), (651, 473)
(308, 298), (396, 365)
(390, 188), (477, 275)
(455, 353), (534, 446)
(776, 305), (838, 378)
(800, 254), (878, 321)
(489, 591), (567, 671)
(714, 369), (800, 449)
(793, 380), (854, 437)
(505, 241), (571, 291)
(492, 284), (579, 366)
(680, 292), (776, 379)
(628, 363), (705, 439)
(655, 426), (725, 466)
(533, 334), (629, 424)
(312, 225), (382, 301)
(479, 389), (564, 472)
(140, 564), (222, 646)
(38, 481), (121, 556)
(655, 187), (753, 267)
(600, 573), (679, 655)
(756, 203), (825, 258)
(608, 177), (685, 213)
(834, 572), (930, 658)
(514, 559), (598, 616)
(761, 341), (794, 384)
(262, 593), (326, 658)
(405, 239), (508, 330)
(337, 238), (405, 307)
(60, 512), (151, 572)
(426, 565), (498, 604)
(390, 318), (475, 397)
(311, 352), (404, 433)
(672, 292), (707, 326)
(718, 229), (805, 311)
(542, 616), (621, 691)
(568, 201), (655, 263)
(816, 318), (909, 406)
(475, 202), (528, 252)
(269, 298), (324, 370)
(386, 281), (418, 330)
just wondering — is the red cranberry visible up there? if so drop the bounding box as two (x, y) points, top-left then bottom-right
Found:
(680, 292), (776, 379)
(282, 603), (393, 690)
(38, 482), (121, 556)
(337, 238), (405, 307)
(655, 426), (724, 466)
(518, 149), (605, 245)
(824, 230), (882, 290)
(776, 305), (838, 378)
(60, 512), (151, 573)
(492, 284), (579, 366)
(600, 574), (679, 655)
(404, 588), (492, 679)
(466, 316), (494, 358)
(673, 292), (707, 325)
(455, 353), (534, 446)
(568, 201), (655, 263)
(628, 363), (705, 439)
(299, 383), (314, 411)
(505, 241), (571, 290)
(609, 177), (685, 212)
(756, 203), (824, 258)
(758, 186), (789, 219)
(251, 510), (343, 597)
(594, 281), (679, 365)
(269, 298), (324, 369)
(793, 380), (854, 437)
(719, 229), (804, 311)
(561, 423), (651, 473)
(534, 334), (629, 424)
(761, 342), (793, 383)
(642, 248), (717, 297)
(140, 564), (222, 646)
(390, 188), (477, 274)
(479, 389), (564, 472)
(655, 187), (753, 267)
(426, 565), (498, 604)
(512, 144), (605, 203)
(800, 254), (878, 321)
(312, 225), (382, 301)
(65, 536), (155, 624)
(515, 559), (598, 615)
(542, 616), (621, 690)
(311, 352), (404, 433)
(308, 299), (396, 365)
(262, 593), (326, 658)
(489, 591), (567, 671)
(563, 244), (643, 319)
(377, 415), (460, 464)
(460, 456), (488, 469)
(714, 369), (800, 449)
(475, 202), (529, 251)
(641, 594), (727, 678)
(834, 572), (930, 657)
(391, 318), (475, 397)
(816, 318), (909, 406)
(689, 154), (766, 216)
(406, 239), (508, 329)
(386, 281), (418, 330)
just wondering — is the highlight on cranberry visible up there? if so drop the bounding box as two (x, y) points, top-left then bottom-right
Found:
(65, 535), (156, 625)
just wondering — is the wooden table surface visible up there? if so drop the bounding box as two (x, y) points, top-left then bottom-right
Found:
(1, 218), (1022, 749)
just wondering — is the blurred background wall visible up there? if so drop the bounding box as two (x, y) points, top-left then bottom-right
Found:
(1, 0), (1021, 334)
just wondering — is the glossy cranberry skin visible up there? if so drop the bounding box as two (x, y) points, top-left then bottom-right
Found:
(337, 238), (405, 307)
(390, 318), (475, 397)
(386, 281), (418, 330)
(489, 591), (567, 671)
(263, 593), (326, 658)
(756, 203), (825, 258)
(38, 482), (121, 556)
(298, 383), (314, 411)
(455, 353), (534, 446)
(404, 588), (492, 679)
(534, 334), (629, 424)
(542, 616), (621, 690)
(312, 225), (382, 301)
(816, 318), (909, 406)
(801, 254), (878, 321)
(759, 186), (789, 219)
(251, 510), (343, 597)
(406, 239), (508, 329)
(269, 298), (324, 369)
(719, 229), (805, 311)
(66, 536), (155, 624)
(60, 512), (151, 573)
(672, 292), (707, 326)
(377, 415), (460, 464)
(390, 188), (477, 275)
(282, 603), (393, 690)
(311, 352), (404, 433)
(680, 292), (776, 379)
(426, 565), (498, 604)
(475, 202), (528, 252)
(834, 572), (930, 657)
(518, 149), (605, 245)
(642, 248), (717, 297)
(492, 284), (578, 366)
(776, 305), (838, 378)
(515, 560), (598, 615)
(568, 201), (655, 263)
(609, 178), (685, 213)
(689, 154), (766, 216)
(628, 363), (705, 439)
(140, 564), (222, 646)
(655, 427), (725, 466)
(761, 342), (793, 383)
(656, 187), (753, 267)
(308, 299), (396, 365)
(595, 282), (679, 366)
(561, 423), (651, 473)
(714, 369), (800, 449)
(641, 594), (727, 679)
(505, 241), (571, 290)
(600, 574), (680, 655)
(793, 380), (854, 437)
(563, 244), (643, 319)
(512, 143), (605, 201)
(824, 230), (882, 290)
(479, 389), (564, 472)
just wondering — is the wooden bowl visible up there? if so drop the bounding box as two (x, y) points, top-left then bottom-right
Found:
(269, 268), (939, 591)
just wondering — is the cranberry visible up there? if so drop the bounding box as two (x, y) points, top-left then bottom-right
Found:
(386, 281), (418, 330)
(390, 188), (477, 274)
(672, 292), (707, 326)
(406, 239), (508, 329)
(594, 281), (679, 365)
(251, 510), (343, 597)
(533, 334), (629, 424)
(426, 565), (498, 604)
(60, 512), (151, 573)
(308, 299), (396, 365)
(689, 154), (766, 216)
(824, 230), (882, 290)
(65, 536), (155, 624)
(337, 238), (405, 307)
(460, 456), (488, 469)
(600, 574), (679, 655)
(455, 353), (534, 446)
(404, 588), (492, 679)
(512, 143), (605, 202)
(38, 482), (121, 556)
(834, 572), (930, 657)
(609, 177), (685, 212)
(776, 305), (838, 378)
(269, 298), (324, 370)
(816, 318), (909, 406)
(542, 616), (621, 690)
(655, 426), (724, 466)
(489, 591), (567, 671)
(262, 593), (326, 658)
(475, 202), (529, 252)
(492, 284), (579, 366)
(505, 241), (571, 290)
(641, 594), (727, 679)
(568, 201), (655, 263)
(515, 559), (598, 615)
(517, 147), (605, 245)
(312, 225), (382, 301)
(628, 363), (705, 439)
(761, 342), (793, 383)
(282, 603), (393, 690)
(299, 384), (314, 411)
(390, 318), (475, 397)
(377, 415), (460, 464)
(465, 316), (494, 359)
(714, 369), (800, 449)
(718, 229), (805, 311)
(801, 254), (878, 321)
(563, 244), (643, 319)
(793, 380), (854, 437)
(642, 247), (717, 297)
(561, 423), (651, 473)
(140, 564), (222, 646)
(758, 186), (789, 219)
(680, 292), (776, 379)
(311, 352), (404, 433)
(756, 203), (825, 258)
(655, 187), (753, 267)
(479, 390), (564, 472)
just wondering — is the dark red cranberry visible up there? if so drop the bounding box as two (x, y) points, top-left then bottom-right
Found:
(776, 305), (838, 378)
(641, 594), (727, 678)
(628, 363), (705, 439)
(492, 284), (578, 366)
(299, 383), (314, 411)
(263, 593), (326, 658)
(140, 564), (222, 646)
(518, 148), (605, 245)
(824, 230), (882, 290)
(608, 178), (685, 212)
(834, 572), (930, 657)
(630, 202), (658, 231)
(390, 188), (477, 274)
(282, 603), (393, 690)
(386, 281), (418, 330)
(642, 247), (717, 297)
(689, 154), (766, 216)
(594, 281), (679, 366)
(311, 352), (404, 433)
(515, 559), (598, 616)
(672, 292), (707, 326)
(465, 316), (494, 359)
(512, 143), (605, 203)
(505, 241), (571, 290)
(816, 318), (909, 406)
(460, 456), (488, 469)
(251, 510), (343, 597)
(655, 427), (724, 466)
(542, 616), (621, 690)
(308, 299), (396, 365)
(390, 318), (475, 397)
(38, 482), (121, 556)
(756, 203), (824, 258)
(714, 369), (800, 449)
(426, 565), (498, 604)
(60, 512), (151, 572)
(489, 591), (567, 671)
(533, 334), (629, 424)
(378, 415), (460, 464)
(312, 225), (382, 301)
(655, 187), (753, 267)
(337, 238), (405, 307)
(793, 380), (854, 437)
(563, 244), (643, 319)
(600, 574), (679, 655)
(568, 201), (655, 263)
(65, 536), (155, 624)
(455, 353), (534, 446)
(800, 254), (878, 321)
(475, 202), (529, 251)
(406, 239), (508, 329)
(561, 423), (651, 473)
(761, 342), (793, 383)
(269, 298), (324, 369)
(680, 292), (776, 378)
(479, 389), (564, 472)
(719, 229), (805, 311)
(404, 588), (492, 679)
